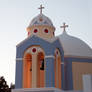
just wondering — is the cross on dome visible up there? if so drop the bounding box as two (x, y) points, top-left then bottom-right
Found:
(60, 22), (68, 32)
(38, 5), (44, 14)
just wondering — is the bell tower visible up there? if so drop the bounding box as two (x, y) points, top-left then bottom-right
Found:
(22, 6), (56, 88)
(15, 5), (63, 91)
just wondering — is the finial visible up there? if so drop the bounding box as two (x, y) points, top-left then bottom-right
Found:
(60, 22), (68, 32)
(38, 5), (44, 14)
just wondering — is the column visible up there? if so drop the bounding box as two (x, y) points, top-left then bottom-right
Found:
(62, 61), (73, 90)
(56, 57), (59, 87)
(32, 54), (38, 88)
(45, 56), (55, 87)
(15, 58), (23, 88)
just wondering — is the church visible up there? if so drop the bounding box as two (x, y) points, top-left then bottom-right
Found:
(14, 5), (92, 91)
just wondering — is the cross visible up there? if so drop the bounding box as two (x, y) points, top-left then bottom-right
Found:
(38, 5), (44, 14)
(60, 22), (68, 32)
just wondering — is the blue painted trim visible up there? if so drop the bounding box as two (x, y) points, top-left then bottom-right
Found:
(45, 58), (55, 87)
(15, 61), (23, 88)
(65, 61), (73, 90)
(61, 61), (73, 90)
(16, 35), (55, 58)
(17, 35), (64, 58)
(61, 64), (66, 90)
(64, 57), (92, 63)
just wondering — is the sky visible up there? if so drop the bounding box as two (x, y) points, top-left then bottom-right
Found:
(0, 0), (92, 86)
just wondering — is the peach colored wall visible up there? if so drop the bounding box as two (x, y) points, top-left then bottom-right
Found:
(27, 25), (55, 38)
(40, 71), (44, 87)
(23, 54), (32, 88)
(72, 62), (92, 90)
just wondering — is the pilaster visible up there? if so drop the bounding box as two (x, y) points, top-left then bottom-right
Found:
(45, 55), (55, 87)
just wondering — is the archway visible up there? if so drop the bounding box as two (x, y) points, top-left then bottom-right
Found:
(23, 46), (45, 88)
(37, 52), (45, 87)
(55, 49), (62, 89)
(23, 53), (32, 88)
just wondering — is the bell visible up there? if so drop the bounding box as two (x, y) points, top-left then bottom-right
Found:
(40, 60), (44, 70)
(30, 68), (32, 71)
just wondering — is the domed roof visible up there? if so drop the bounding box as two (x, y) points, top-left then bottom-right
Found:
(27, 14), (55, 28)
(58, 31), (92, 58)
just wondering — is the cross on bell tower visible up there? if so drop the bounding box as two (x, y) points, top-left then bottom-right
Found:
(60, 22), (68, 32)
(38, 5), (44, 14)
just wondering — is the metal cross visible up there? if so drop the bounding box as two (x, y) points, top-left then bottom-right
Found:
(38, 5), (44, 14)
(60, 22), (68, 32)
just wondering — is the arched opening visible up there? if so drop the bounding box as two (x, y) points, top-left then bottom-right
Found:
(23, 46), (45, 88)
(37, 52), (45, 87)
(23, 53), (32, 88)
(55, 49), (62, 89)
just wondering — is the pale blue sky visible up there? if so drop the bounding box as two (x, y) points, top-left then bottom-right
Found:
(0, 0), (92, 85)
